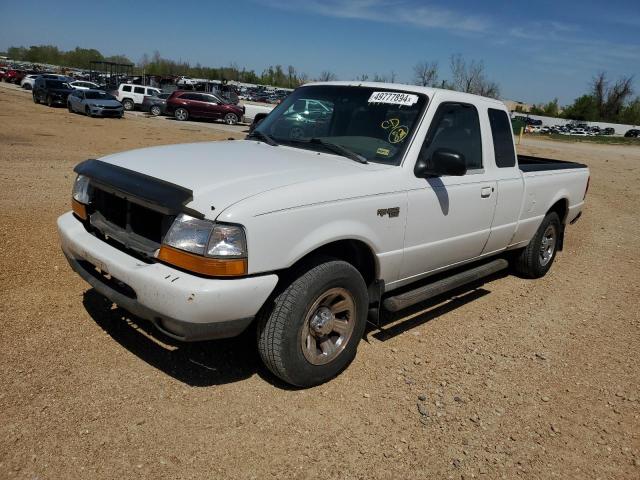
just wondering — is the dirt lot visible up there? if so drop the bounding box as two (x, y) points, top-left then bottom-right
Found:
(1, 85), (639, 480)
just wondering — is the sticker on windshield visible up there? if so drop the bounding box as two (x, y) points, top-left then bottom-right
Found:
(381, 118), (409, 144)
(376, 147), (390, 156)
(368, 91), (418, 106)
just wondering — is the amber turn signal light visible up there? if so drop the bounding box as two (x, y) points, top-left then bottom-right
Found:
(157, 245), (247, 277)
(71, 198), (88, 220)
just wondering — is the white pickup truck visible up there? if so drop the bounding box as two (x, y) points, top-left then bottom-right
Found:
(58, 82), (589, 386)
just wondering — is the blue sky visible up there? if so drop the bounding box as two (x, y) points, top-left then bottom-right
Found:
(1, 0), (639, 104)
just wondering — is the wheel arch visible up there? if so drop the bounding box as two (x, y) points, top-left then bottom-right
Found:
(286, 238), (379, 289)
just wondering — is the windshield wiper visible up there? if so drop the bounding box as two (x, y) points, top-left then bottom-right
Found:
(308, 138), (368, 164)
(246, 130), (278, 146)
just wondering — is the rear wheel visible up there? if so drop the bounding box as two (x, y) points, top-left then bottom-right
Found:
(513, 212), (561, 278)
(46, 95), (53, 107)
(224, 112), (239, 125)
(150, 105), (162, 116)
(257, 259), (368, 387)
(122, 99), (134, 111)
(174, 108), (189, 121)
(33, 93), (39, 104)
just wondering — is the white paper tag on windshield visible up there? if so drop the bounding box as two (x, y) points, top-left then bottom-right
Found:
(368, 91), (418, 106)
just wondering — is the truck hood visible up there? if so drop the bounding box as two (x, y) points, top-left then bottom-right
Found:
(99, 140), (384, 218)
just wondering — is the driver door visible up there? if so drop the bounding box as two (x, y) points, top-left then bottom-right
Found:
(399, 101), (497, 281)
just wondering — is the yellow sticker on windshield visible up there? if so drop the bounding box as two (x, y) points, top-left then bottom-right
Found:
(388, 126), (408, 144)
(376, 147), (390, 156)
(381, 118), (409, 144)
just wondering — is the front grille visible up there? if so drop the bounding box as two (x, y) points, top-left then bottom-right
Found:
(90, 187), (174, 254)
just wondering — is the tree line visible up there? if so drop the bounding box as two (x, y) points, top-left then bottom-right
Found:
(4, 44), (504, 95)
(528, 72), (639, 125)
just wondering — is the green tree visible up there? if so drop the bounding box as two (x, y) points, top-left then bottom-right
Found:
(562, 95), (598, 121)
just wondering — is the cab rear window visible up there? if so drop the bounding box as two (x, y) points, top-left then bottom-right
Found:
(488, 109), (516, 168)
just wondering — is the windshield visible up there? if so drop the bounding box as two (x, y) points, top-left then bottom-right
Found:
(85, 91), (116, 100)
(255, 85), (428, 165)
(46, 80), (69, 89)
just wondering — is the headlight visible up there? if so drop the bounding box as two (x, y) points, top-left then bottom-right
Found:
(158, 214), (248, 277)
(72, 174), (91, 204)
(71, 174), (90, 220)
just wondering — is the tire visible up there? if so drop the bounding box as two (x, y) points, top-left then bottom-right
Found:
(23, 83), (32, 90)
(150, 105), (161, 116)
(256, 259), (368, 387)
(513, 212), (561, 278)
(67, 102), (73, 113)
(33, 93), (39, 104)
(122, 99), (134, 111)
(85, 106), (92, 117)
(46, 95), (53, 107)
(224, 112), (239, 125)
(174, 108), (189, 121)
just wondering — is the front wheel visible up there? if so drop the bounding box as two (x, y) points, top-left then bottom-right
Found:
(122, 99), (134, 111)
(174, 107), (189, 121)
(257, 259), (368, 387)
(33, 93), (39, 104)
(67, 102), (73, 112)
(224, 112), (239, 125)
(46, 95), (53, 107)
(150, 105), (161, 116)
(513, 212), (561, 278)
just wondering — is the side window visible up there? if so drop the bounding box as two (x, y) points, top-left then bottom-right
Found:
(420, 102), (483, 171)
(146, 88), (158, 96)
(134, 86), (145, 94)
(487, 109), (516, 168)
(181, 94), (197, 101)
(122, 85), (132, 92)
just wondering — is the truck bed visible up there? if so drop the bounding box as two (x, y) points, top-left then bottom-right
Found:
(518, 155), (588, 173)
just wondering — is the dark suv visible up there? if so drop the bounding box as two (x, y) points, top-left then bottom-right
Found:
(166, 91), (245, 124)
(624, 129), (639, 138)
(33, 77), (74, 107)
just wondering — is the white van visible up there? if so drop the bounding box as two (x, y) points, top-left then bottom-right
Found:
(116, 84), (162, 110)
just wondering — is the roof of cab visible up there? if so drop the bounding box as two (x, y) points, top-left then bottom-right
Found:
(303, 81), (506, 107)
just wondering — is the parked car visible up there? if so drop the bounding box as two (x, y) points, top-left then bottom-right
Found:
(58, 82), (590, 387)
(624, 129), (639, 138)
(116, 84), (162, 111)
(166, 91), (245, 124)
(32, 77), (74, 106)
(20, 74), (40, 90)
(141, 93), (171, 116)
(67, 89), (124, 118)
(68, 80), (101, 91)
(3, 69), (26, 84)
(600, 128), (615, 136)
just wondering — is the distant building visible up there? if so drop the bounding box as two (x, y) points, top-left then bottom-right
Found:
(503, 100), (532, 113)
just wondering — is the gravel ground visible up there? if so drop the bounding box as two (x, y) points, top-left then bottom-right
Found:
(1, 85), (639, 480)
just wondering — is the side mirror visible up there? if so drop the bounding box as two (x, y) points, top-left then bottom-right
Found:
(249, 112), (268, 133)
(415, 148), (467, 177)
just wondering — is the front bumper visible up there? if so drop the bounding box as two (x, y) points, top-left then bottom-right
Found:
(57, 212), (278, 341)
(90, 106), (124, 117)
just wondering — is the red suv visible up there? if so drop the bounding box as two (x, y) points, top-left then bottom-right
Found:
(166, 91), (245, 124)
(4, 69), (26, 84)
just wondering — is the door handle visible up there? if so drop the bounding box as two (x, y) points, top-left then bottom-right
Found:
(481, 186), (494, 198)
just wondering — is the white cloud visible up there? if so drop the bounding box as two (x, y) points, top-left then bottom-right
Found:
(257, 0), (491, 33)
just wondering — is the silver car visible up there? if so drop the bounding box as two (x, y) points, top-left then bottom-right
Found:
(67, 90), (124, 118)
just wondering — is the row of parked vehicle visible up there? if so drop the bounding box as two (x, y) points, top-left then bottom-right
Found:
(528, 124), (616, 136)
(239, 87), (291, 104)
(28, 74), (246, 124)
